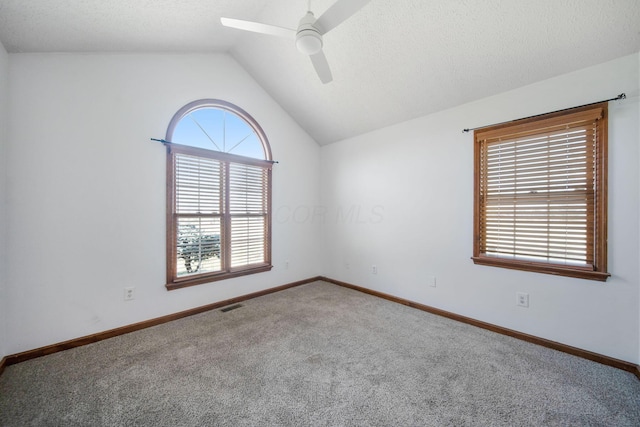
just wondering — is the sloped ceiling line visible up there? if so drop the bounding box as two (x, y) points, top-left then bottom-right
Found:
(0, 0), (638, 145)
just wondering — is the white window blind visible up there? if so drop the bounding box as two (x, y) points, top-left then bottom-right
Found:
(229, 162), (269, 268)
(171, 148), (271, 281)
(175, 153), (223, 276)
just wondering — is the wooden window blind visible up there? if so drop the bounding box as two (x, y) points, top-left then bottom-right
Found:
(167, 144), (272, 289)
(472, 103), (610, 281)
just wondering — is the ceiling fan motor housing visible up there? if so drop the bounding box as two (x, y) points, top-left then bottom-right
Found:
(296, 12), (323, 55)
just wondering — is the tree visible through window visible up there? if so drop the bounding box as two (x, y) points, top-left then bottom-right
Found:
(165, 100), (273, 290)
(472, 103), (610, 281)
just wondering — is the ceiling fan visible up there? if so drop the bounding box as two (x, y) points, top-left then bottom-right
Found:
(221, 0), (371, 84)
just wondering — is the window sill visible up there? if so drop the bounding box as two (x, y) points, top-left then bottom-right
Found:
(471, 256), (610, 282)
(166, 264), (273, 290)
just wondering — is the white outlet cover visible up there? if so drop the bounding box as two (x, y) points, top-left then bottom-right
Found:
(516, 292), (529, 307)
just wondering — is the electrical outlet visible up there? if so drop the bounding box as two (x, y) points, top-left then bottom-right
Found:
(124, 287), (135, 301)
(345, 261), (350, 270)
(285, 260), (290, 269)
(372, 265), (377, 274)
(516, 292), (529, 307)
(428, 276), (436, 287)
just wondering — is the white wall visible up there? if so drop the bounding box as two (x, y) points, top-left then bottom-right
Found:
(4, 51), (639, 367)
(5, 53), (321, 355)
(321, 53), (640, 364)
(0, 41), (8, 360)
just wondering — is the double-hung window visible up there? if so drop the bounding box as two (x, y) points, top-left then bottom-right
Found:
(472, 103), (610, 281)
(165, 100), (273, 290)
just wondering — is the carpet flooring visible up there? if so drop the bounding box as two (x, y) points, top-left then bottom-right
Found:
(1, 281), (639, 426)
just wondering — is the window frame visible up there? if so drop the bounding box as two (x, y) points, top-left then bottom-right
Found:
(165, 100), (273, 290)
(471, 103), (610, 281)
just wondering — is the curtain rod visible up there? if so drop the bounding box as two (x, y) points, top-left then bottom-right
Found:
(462, 93), (626, 133)
(150, 138), (279, 164)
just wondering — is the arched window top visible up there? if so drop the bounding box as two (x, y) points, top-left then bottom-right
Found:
(166, 99), (272, 161)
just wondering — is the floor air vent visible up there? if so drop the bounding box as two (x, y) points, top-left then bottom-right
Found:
(221, 304), (243, 313)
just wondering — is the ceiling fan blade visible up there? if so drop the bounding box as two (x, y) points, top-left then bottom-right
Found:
(220, 17), (296, 39)
(314, 0), (371, 35)
(310, 50), (333, 84)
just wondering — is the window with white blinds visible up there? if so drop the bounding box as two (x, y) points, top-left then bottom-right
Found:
(472, 104), (610, 281)
(229, 163), (269, 268)
(165, 100), (273, 290)
(175, 153), (223, 277)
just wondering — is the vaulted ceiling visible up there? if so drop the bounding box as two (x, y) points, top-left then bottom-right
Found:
(1, 0), (639, 145)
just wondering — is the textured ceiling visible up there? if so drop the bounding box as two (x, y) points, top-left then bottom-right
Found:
(1, 0), (639, 145)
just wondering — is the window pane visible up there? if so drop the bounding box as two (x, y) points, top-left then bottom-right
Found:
(229, 162), (268, 268)
(176, 217), (222, 277)
(230, 216), (266, 268)
(171, 107), (266, 159)
(229, 163), (268, 215)
(175, 154), (222, 214)
(480, 126), (594, 266)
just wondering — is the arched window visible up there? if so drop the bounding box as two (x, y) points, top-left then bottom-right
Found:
(165, 100), (273, 290)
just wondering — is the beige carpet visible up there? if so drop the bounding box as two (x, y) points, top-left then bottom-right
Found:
(1, 281), (639, 426)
